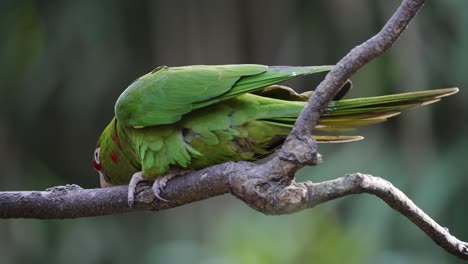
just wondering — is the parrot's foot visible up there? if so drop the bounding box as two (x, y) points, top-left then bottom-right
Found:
(128, 171), (146, 208)
(152, 170), (192, 202)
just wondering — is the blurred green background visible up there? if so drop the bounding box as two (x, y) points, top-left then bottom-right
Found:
(1, 0), (467, 263)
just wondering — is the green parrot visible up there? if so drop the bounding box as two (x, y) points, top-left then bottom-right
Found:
(93, 64), (458, 206)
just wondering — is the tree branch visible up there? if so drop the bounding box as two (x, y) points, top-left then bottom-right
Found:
(2, 0), (467, 260)
(1, 169), (467, 259)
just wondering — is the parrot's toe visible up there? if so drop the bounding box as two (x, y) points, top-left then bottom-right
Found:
(151, 169), (192, 202)
(152, 178), (170, 202)
(128, 171), (145, 207)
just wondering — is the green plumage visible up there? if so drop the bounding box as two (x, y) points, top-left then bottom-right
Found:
(95, 64), (458, 186)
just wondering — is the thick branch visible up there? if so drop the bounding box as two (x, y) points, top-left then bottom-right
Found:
(0, 162), (236, 218)
(1, 169), (467, 259)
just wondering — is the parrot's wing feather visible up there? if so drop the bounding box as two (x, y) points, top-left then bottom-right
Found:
(115, 64), (332, 127)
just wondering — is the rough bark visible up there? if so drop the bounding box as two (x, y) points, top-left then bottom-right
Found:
(2, 0), (467, 260)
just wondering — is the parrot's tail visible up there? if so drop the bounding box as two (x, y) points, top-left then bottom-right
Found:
(259, 86), (459, 143)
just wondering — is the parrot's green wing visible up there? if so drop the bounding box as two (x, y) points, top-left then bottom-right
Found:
(115, 64), (332, 127)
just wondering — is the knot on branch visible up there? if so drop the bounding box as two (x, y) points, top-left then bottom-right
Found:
(229, 169), (307, 215)
(347, 173), (366, 185)
(278, 133), (322, 167)
(45, 184), (83, 194)
(134, 184), (159, 205)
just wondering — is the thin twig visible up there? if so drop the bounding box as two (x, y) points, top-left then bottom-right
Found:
(279, 0), (425, 169)
(306, 174), (468, 260)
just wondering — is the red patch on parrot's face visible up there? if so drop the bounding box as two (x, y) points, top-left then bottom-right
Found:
(110, 150), (118, 164)
(93, 160), (102, 171)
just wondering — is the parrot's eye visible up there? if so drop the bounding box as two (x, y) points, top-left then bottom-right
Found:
(93, 147), (102, 171)
(94, 148), (100, 163)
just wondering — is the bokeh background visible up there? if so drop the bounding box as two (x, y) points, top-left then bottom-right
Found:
(1, 0), (467, 263)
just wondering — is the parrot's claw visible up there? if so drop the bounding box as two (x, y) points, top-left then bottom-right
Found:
(128, 171), (145, 208)
(151, 170), (192, 202)
(127, 170), (192, 206)
(152, 177), (171, 202)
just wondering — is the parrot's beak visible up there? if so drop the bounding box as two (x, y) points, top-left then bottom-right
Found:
(99, 172), (114, 188)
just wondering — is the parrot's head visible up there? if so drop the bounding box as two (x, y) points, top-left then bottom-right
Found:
(93, 118), (118, 188)
(94, 118), (139, 188)
(93, 137), (114, 188)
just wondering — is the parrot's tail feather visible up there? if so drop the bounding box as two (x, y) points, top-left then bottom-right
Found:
(261, 87), (458, 143)
(435, 88), (459, 98)
(313, 135), (364, 143)
(420, 98), (440, 106)
(318, 87), (458, 134)
(261, 120), (362, 143)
